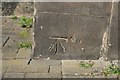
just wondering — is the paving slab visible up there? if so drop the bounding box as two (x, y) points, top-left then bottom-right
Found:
(30, 60), (61, 66)
(100, 61), (111, 68)
(2, 35), (10, 47)
(16, 48), (31, 59)
(25, 73), (61, 78)
(2, 60), (13, 75)
(2, 38), (18, 60)
(3, 73), (24, 78)
(34, 3), (110, 59)
(7, 59), (49, 73)
(62, 60), (82, 75)
(10, 28), (33, 42)
(2, 52), (17, 60)
(2, 17), (21, 36)
(2, 17), (33, 42)
(50, 65), (62, 74)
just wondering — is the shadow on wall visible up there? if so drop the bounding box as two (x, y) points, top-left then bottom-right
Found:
(2, 2), (19, 16)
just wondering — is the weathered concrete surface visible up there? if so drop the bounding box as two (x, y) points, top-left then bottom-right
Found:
(2, 17), (33, 60)
(119, 2), (120, 61)
(2, 59), (119, 78)
(25, 73), (61, 78)
(34, 2), (116, 60)
(2, 38), (18, 60)
(16, 48), (31, 59)
(2, 60), (13, 75)
(107, 2), (118, 60)
(6, 59), (49, 73)
(2, 2), (34, 16)
(35, 2), (111, 17)
(3, 73), (24, 78)
(62, 60), (102, 77)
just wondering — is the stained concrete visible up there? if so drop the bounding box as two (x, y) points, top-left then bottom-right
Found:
(34, 2), (116, 60)
(107, 2), (118, 60)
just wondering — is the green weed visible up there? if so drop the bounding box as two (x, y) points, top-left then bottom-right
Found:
(17, 42), (32, 49)
(19, 16), (33, 28)
(79, 61), (94, 69)
(102, 64), (120, 76)
(11, 15), (17, 20)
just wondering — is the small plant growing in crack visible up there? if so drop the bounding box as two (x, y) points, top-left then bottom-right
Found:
(102, 64), (120, 76)
(17, 42), (32, 49)
(79, 61), (95, 69)
(11, 15), (18, 20)
(19, 16), (33, 28)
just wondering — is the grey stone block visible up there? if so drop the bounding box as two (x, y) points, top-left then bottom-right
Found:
(62, 60), (81, 75)
(50, 65), (62, 74)
(3, 73), (24, 78)
(34, 12), (109, 59)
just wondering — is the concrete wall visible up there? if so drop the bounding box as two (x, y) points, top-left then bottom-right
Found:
(33, 2), (118, 60)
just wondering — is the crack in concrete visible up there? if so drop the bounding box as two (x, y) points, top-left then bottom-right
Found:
(48, 65), (50, 73)
(2, 36), (10, 47)
(28, 1), (36, 61)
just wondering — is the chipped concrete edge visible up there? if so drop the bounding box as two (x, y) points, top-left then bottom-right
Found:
(99, 0), (117, 61)
(1, 0), (119, 2)
(0, 1), (2, 80)
(29, 0), (36, 60)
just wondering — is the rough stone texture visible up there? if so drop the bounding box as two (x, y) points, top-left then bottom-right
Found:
(14, 2), (34, 16)
(3, 73), (24, 78)
(16, 48), (31, 59)
(34, 2), (115, 60)
(2, 2), (18, 16)
(2, 2), (34, 16)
